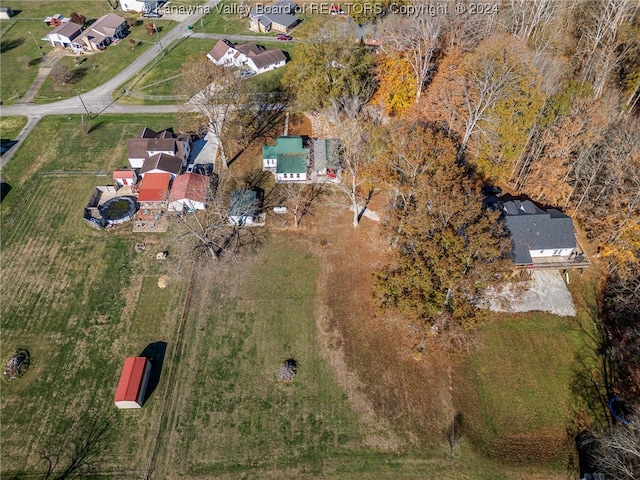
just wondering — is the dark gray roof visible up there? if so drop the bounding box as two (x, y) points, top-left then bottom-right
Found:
(228, 190), (257, 218)
(250, 0), (299, 28)
(140, 153), (182, 176)
(502, 200), (577, 265)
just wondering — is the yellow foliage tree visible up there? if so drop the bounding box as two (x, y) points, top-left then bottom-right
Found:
(372, 54), (417, 116)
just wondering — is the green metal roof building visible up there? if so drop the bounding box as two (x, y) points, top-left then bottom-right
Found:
(262, 136), (310, 169)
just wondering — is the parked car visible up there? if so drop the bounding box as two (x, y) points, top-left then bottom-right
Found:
(277, 34), (292, 41)
(240, 70), (256, 79)
(142, 11), (162, 18)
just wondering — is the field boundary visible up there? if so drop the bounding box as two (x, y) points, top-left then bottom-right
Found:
(144, 260), (196, 479)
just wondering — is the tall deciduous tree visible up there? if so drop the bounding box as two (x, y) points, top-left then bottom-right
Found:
(581, 413), (640, 480)
(372, 53), (417, 116)
(332, 119), (377, 227)
(283, 27), (376, 120)
(423, 35), (545, 181)
(278, 183), (325, 228)
(172, 171), (264, 260)
(375, 122), (511, 333)
(379, 14), (443, 101)
(574, 0), (639, 99)
(178, 55), (246, 169)
(504, 0), (559, 42)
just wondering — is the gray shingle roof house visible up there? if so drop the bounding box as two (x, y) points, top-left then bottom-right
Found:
(128, 127), (191, 169)
(501, 200), (577, 265)
(206, 38), (286, 74)
(249, 0), (300, 33)
(228, 190), (258, 225)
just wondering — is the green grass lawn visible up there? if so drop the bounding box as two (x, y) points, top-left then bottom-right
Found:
(0, 115), (27, 139)
(195, 0), (265, 36)
(456, 306), (598, 466)
(0, 1), (119, 104)
(0, 113), (189, 476)
(118, 38), (295, 104)
(0, 112), (597, 479)
(121, 37), (212, 99)
(34, 19), (176, 103)
(0, 114), (180, 230)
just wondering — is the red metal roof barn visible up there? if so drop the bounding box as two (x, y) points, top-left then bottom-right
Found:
(114, 357), (151, 409)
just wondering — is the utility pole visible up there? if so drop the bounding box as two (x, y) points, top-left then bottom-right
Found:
(153, 22), (163, 55)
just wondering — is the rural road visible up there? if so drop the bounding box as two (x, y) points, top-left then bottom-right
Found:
(0, 0), (223, 170)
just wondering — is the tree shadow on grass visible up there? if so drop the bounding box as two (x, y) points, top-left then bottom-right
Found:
(0, 181), (12, 202)
(0, 37), (24, 53)
(139, 341), (167, 404)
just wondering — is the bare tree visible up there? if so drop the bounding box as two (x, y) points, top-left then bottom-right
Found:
(178, 55), (246, 170)
(332, 119), (376, 227)
(425, 37), (533, 163)
(50, 64), (76, 85)
(172, 171), (264, 260)
(379, 14), (443, 101)
(581, 413), (640, 480)
(505, 0), (559, 42)
(575, 0), (639, 99)
(278, 182), (325, 228)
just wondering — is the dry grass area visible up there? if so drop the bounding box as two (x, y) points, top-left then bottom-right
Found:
(1, 113), (593, 479)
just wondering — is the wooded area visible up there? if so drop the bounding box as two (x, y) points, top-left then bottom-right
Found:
(280, 1), (639, 474)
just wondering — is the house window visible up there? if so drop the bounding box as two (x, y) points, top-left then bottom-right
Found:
(296, 173), (300, 178)
(540, 250), (544, 254)
(283, 173), (288, 178)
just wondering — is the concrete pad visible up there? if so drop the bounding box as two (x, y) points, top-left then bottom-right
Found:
(189, 131), (218, 165)
(479, 270), (576, 317)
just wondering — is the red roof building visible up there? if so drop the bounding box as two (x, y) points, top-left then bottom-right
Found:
(114, 357), (151, 409)
(137, 172), (171, 203)
(113, 168), (137, 187)
(168, 173), (209, 212)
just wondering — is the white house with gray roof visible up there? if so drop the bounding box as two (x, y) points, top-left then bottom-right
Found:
(501, 200), (577, 266)
(249, 0), (300, 33)
(207, 38), (286, 75)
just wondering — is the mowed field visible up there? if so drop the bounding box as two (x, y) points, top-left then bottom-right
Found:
(1, 114), (596, 479)
(0, 114), (189, 477)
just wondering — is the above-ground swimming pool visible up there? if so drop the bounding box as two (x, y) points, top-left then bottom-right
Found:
(98, 196), (138, 225)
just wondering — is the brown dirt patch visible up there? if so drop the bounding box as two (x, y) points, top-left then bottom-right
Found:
(291, 203), (456, 451)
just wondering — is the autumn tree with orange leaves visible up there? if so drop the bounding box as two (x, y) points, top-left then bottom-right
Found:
(375, 122), (512, 338)
(421, 35), (544, 182)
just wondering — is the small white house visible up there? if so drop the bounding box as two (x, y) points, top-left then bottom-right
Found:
(113, 169), (137, 187)
(275, 155), (307, 182)
(207, 38), (286, 75)
(44, 22), (83, 49)
(502, 200), (577, 266)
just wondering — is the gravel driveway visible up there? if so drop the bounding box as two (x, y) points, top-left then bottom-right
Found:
(479, 270), (577, 317)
